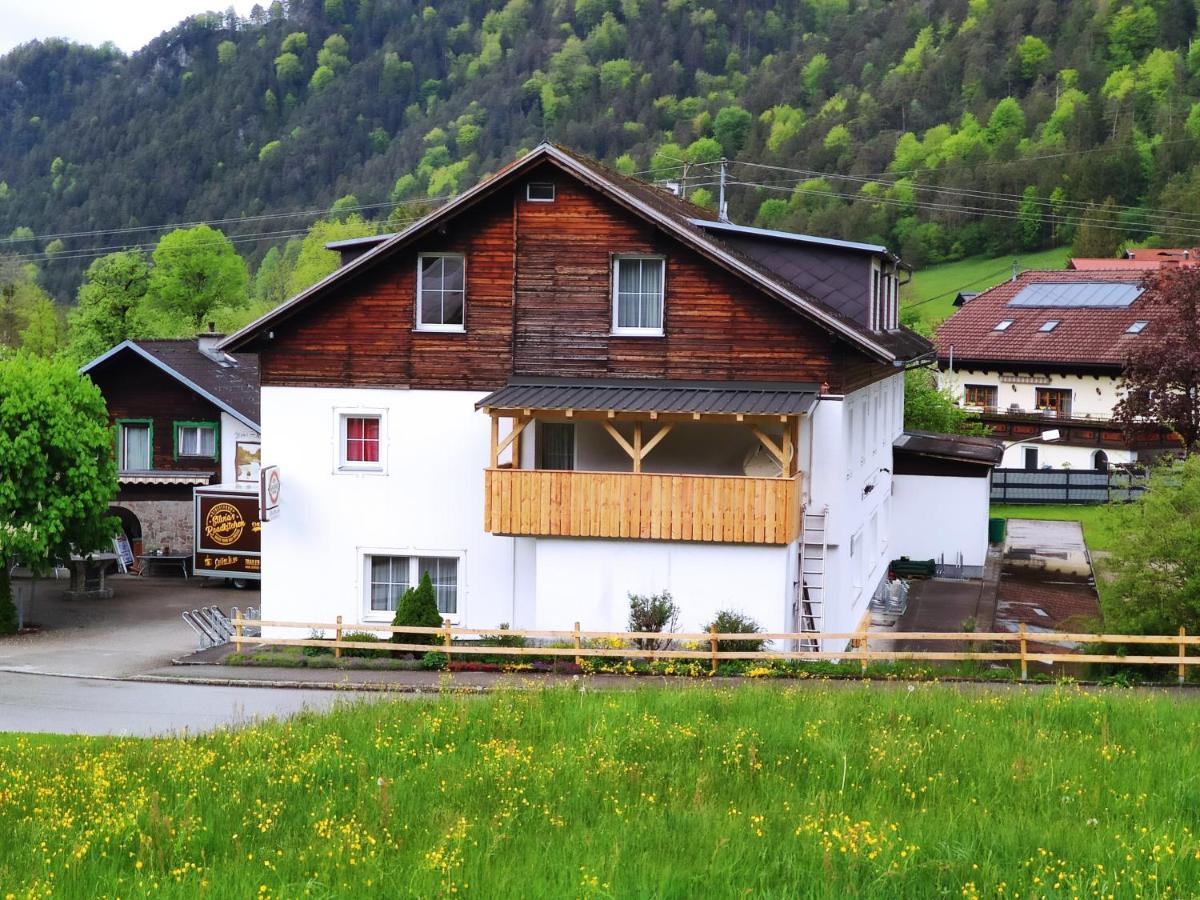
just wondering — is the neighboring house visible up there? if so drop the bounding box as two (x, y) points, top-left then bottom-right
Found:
(934, 270), (1177, 470)
(1068, 248), (1198, 271)
(80, 334), (261, 556)
(220, 143), (933, 645)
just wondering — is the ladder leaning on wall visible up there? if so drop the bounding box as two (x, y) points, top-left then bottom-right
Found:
(795, 506), (829, 651)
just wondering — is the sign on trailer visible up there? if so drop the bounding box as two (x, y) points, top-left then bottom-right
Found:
(194, 487), (262, 579)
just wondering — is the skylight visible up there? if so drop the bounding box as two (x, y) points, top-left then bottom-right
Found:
(1039, 320), (1059, 332)
(994, 320), (1013, 331)
(1127, 321), (1149, 334)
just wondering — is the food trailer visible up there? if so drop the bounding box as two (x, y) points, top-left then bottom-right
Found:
(193, 485), (261, 588)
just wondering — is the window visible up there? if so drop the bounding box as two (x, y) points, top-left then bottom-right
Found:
(993, 320), (1013, 331)
(963, 384), (998, 408)
(1035, 388), (1071, 418)
(176, 422), (217, 458)
(417, 253), (465, 331)
(1039, 320), (1059, 332)
(341, 415), (381, 469)
(1127, 321), (1149, 334)
(871, 263), (882, 331)
(366, 554), (459, 616)
(118, 420), (151, 471)
(538, 422), (575, 470)
(526, 182), (555, 202)
(613, 256), (665, 334)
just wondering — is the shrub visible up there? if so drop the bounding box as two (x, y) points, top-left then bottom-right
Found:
(628, 590), (679, 651)
(704, 609), (765, 654)
(480, 623), (526, 648)
(391, 572), (444, 645)
(302, 628), (331, 657)
(421, 651), (448, 670)
(340, 631), (387, 659)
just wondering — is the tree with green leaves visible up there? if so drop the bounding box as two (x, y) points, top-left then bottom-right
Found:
(1072, 198), (1124, 259)
(905, 368), (990, 436)
(284, 216), (375, 297)
(390, 572), (444, 645)
(712, 106), (752, 157)
(0, 353), (119, 631)
(146, 225), (249, 330)
(66, 251), (152, 362)
(0, 256), (59, 354)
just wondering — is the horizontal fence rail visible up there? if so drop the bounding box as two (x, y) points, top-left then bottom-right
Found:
(991, 468), (1147, 504)
(232, 618), (1197, 682)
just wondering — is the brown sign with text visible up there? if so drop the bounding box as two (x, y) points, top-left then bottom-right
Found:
(194, 491), (261, 578)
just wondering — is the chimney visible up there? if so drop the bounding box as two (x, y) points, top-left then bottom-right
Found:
(197, 321), (225, 360)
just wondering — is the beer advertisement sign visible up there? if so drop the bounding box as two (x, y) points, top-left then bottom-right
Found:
(193, 489), (262, 578)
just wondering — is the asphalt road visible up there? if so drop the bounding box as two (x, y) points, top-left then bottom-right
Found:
(0, 671), (382, 737)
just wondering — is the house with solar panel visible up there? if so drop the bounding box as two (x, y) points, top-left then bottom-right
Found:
(218, 144), (942, 644)
(934, 270), (1179, 471)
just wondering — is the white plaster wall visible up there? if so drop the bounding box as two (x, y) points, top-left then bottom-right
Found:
(259, 386), (516, 631)
(999, 441), (1135, 470)
(530, 538), (792, 633)
(219, 412), (261, 488)
(938, 369), (1122, 420)
(892, 474), (990, 567)
(572, 421), (772, 476)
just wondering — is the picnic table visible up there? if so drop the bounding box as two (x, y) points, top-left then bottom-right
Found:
(137, 553), (192, 578)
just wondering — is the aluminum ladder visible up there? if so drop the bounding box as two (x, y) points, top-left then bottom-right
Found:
(795, 506), (829, 651)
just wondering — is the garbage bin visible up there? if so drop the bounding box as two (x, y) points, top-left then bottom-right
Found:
(988, 517), (1006, 544)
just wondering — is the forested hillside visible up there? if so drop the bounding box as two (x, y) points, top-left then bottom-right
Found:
(3, 0), (1200, 304)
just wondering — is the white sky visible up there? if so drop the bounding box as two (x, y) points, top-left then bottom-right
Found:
(0, 2), (254, 56)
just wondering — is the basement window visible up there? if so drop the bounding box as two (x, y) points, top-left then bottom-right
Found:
(1127, 321), (1149, 334)
(526, 182), (555, 202)
(1039, 320), (1059, 332)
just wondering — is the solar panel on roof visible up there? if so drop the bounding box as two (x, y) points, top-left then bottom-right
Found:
(1008, 282), (1143, 308)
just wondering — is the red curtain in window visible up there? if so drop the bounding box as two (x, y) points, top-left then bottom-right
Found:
(346, 417), (380, 462)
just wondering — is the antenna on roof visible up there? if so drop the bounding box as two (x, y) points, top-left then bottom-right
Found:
(718, 158), (729, 222)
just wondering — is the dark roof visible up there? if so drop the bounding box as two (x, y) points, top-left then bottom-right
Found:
(81, 339), (260, 428)
(222, 143), (933, 366)
(893, 430), (1004, 466)
(325, 234), (395, 250)
(476, 377), (820, 417)
(935, 270), (1161, 369)
(690, 219), (894, 258)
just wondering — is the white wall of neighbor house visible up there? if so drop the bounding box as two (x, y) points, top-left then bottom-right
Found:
(938, 369), (1123, 419)
(999, 441), (1136, 470)
(219, 412), (261, 488)
(891, 474), (990, 568)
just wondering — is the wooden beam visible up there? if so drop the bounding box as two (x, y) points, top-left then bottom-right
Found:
(601, 420), (637, 460)
(781, 417), (794, 473)
(750, 425), (786, 467)
(633, 422), (643, 474)
(640, 423), (674, 459)
(496, 417), (528, 457)
(490, 415), (500, 469)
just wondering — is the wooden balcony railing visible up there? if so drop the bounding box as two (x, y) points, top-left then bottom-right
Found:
(484, 468), (801, 545)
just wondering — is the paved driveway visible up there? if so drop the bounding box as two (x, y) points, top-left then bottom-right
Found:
(0, 574), (241, 677)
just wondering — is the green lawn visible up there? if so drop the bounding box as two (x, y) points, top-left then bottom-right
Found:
(3, 684), (1199, 897)
(990, 503), (1127, 553)
(903, 246), (1073, 327)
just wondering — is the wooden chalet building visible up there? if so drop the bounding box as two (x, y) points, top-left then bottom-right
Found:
(221, 144), (934, 643)
(935, 270), (1178, 470)
(81, 335), (261, 557)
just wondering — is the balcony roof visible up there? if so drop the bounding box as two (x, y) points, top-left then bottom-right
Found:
(477, 377), (820, 418)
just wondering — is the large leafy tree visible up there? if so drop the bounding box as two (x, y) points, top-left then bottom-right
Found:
(1114, 267), (1200, 452)
(283, 215), (375, 297)
(0, 354), (118, 630)
(0, 256), (59, 354)
(66, 250), (153, 362)
(146, 225), (249, 331)
(904, 368), (991, 436)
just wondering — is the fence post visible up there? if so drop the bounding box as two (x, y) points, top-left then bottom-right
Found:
(710, 624), (719, 676)
(859, 632), (868, 675)
(573, 621), (582, 668)
(1018, 623), (1028, 681)
(443, 618), (453, 666)
(335, 614), (343, 659)
(1180, 626), (1187, 686)
(234, 614), (243, 654)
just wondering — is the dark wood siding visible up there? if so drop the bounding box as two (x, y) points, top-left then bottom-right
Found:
(258, 165), (890, 394)
(90, 355), (224, 477)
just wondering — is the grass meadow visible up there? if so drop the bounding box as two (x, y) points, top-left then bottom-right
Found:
(990, 503), (1127, 554)
(4, 684), (1200, 897)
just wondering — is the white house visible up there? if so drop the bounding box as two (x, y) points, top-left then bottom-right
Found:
(220, 144), (935, 646)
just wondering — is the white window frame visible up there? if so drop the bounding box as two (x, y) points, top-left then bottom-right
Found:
(334, 408), (387, 474)
(611, 254), (666, 336)
(416, 252), (466, 333)
(870, 259), (882, 331)
(360, 548), (465, 623)
(526, 182), (555, 202)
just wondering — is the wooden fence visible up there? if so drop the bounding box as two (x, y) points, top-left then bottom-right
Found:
(232, 617), (1199, 683)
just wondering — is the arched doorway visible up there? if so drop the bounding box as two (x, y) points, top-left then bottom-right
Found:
(1093, 450), (1109, 472)
(111, 506), (143, 557)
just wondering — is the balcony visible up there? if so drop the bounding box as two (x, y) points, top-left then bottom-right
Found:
(484, 468), (802, 545)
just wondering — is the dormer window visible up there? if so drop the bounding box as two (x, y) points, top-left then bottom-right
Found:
(1127, 321), (1149, 334)
(994, 320), (1013, 331)
(526, 182), (555, 202)
(1039, 320), (1059, 332)
(416, 253), (465, 332)
(612, 255), (665, 335)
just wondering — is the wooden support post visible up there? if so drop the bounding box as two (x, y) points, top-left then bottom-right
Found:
(633, 423), (643, 474)
(782, 418), (794, 474)
(1180, 626), (1187, 686)
(443, 618), (453, 666)
(710, 624), (719, 676)
(234, 614), (243, 654)
(489, 415), (499, 469)
(574, 621), (582, 668)
(1019, 623), (1028, 681)
(334, 615), (343, 659)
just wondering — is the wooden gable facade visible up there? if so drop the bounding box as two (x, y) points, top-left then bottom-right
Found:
(253, 159), (896, 395)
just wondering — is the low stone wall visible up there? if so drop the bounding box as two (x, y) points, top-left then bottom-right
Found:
(116, 500), (193, 555)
